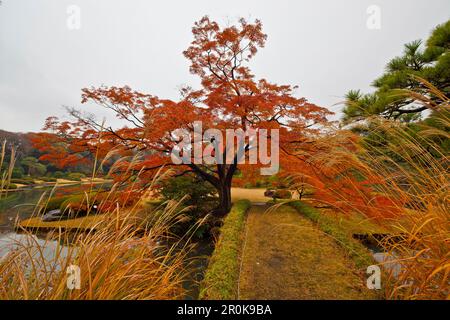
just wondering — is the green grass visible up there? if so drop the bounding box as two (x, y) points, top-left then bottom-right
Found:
(239, 204), (379, 299)
(199, 199), (251, 300)
(289, 201), (375, 270)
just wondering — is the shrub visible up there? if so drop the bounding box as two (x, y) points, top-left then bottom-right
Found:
(231, 177), (245, 187)
(10, 178), (34, 185)
(39, 176), (57, 182)
(11, 167), (24, 179)
(52, 171), (65, 179)
(66, 172), (86, 181)
(160, 175), (218, 238)
(254, 180), (267, 188)
(199, 199), (251, 300)
(161, 175), (216, 206)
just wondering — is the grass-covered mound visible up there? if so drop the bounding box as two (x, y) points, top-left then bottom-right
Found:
(17, 214), (104, 231)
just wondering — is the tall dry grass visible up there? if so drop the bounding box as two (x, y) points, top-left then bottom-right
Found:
(0, 140), (16, 199)
(0, 150), (202, 299)
(372, 82), (449, 300)
(289, 79), (449, 299)
(360, 112), (449, 300)
(0, 185), (198, 299)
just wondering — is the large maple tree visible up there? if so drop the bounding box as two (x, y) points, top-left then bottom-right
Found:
(32, 16), (332, 215)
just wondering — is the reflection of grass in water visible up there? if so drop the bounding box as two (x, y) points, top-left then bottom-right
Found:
(0, 193), (20, 212)
(0, 184), (111, 229)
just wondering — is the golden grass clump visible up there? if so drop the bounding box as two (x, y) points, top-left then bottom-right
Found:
(355, 81), (449, 299)
(288, 79), (449, 299)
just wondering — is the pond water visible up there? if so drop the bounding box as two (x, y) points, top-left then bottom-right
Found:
(1, 189), (49, 234)
(358, 239), (402, 278)
(0, 231), (72, 273)
(0, 184), (106, 258)
(0, 184), (108, 232)
(183, 238), (214, 299)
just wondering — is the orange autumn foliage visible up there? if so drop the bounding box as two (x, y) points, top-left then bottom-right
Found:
(32, 16), (332, 215)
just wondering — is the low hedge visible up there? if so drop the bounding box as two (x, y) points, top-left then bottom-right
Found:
(4, 183), (18, 190)
(289, 201), (375, 270)
(39, 177), (57, 182)
(66, 173), (86, 181)
(199, 199), (251, 300)
(10, 178), (34, 185)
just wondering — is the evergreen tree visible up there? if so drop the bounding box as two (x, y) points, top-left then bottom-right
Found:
(343, 20), (449, 122)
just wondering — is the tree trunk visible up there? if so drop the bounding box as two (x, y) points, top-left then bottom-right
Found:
(215, 181), (232, 217)
(187, 163), (236, 217)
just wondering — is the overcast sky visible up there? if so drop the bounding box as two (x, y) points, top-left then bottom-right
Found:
(0, 0), (449, 132)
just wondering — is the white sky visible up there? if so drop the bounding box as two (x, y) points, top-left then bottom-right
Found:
(0, 0), (449, 132)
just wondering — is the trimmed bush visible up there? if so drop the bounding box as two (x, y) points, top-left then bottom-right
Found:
(52, 171), (65, 179)
(66, 172), (86, 181)
(289, 201), (374, 269)
(39, 176), (57, 182)
(199, 199), (251, 300)
(243, 182), (253, 189)
(11, 167), (24, 179)
(10, 178), (34, 185)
